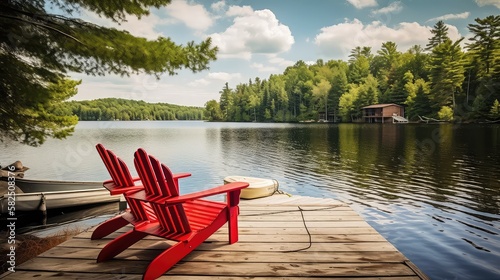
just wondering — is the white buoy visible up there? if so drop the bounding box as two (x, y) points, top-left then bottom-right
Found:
(224, 176), (281, 199)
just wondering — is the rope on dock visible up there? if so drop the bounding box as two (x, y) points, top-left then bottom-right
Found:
(282, 206), (312, 252)
(271, 179), (292, 197)
(241, 204), (348, 253)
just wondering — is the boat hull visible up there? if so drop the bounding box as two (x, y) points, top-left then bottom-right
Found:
(224, 176), (278, 199)
(2, 178), (104, 192)
(0, 178), (119, 213)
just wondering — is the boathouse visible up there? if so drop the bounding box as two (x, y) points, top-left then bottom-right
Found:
(362, 104), (405, 123)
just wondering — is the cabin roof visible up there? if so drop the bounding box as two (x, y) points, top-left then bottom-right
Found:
(362, 103), (402, 109)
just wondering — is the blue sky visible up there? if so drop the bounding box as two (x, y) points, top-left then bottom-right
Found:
(71, 0), (500, 107)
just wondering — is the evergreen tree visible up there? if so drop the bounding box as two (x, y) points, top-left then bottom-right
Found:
(375, 41), (402, 103)
(1, 0), (217, 145)
(426, 20), (449, 51)
(329, 66), (349, 122)
(467, 15), (500, 76)
(219, 83), (233, 120)
(348, 55), (370, 84)
(490, 99), (500, 120)
(429, 38), (465, 114)
(354, 74), (379, 119)
(339, 85), (360, 122)
(205, 100), (223, 121)
(467, 15), (500, 112)
(312, 79), (332, 120)
(405, 79), (432, 120)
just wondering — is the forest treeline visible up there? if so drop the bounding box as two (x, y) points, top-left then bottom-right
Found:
(205, 16), (500, 123)
(57, 98), (205, 121)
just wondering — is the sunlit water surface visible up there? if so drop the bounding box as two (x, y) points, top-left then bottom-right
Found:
(2, 121), (499, 280)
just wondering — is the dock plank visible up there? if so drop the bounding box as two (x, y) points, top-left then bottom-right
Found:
(13, 258), (417, 277)
(6, 271), (423, 280)
(38, 247), (407, 263)
(1, 195), (428, 280)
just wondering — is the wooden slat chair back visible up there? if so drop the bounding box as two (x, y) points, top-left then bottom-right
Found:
(133, 149), (191, 234)
(93, 144), (192, 240)
(96, 143), (137, 192)
(96, 144), (135, 190)
(97, 148), (249, 280)
(92, 144), (150, 240)
(134, 149), (191, 233)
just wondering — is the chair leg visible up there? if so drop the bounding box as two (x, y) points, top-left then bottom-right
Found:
(228, 206), (239, 244)
(91, 214), (130, 240)
(97, 229), (148, 262)
(142, 241), (193, 280)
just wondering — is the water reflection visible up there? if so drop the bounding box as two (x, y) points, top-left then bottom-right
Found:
(1, 121), (499, 279)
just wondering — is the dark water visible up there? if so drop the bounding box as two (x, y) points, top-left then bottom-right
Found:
(1, 121), (499, 279)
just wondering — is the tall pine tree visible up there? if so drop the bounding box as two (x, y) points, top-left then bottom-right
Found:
(1, 0), (217, 145)
(426, 20), (449, 51)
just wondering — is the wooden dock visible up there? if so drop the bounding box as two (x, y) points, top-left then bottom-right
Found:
(2, 195), (429, 279)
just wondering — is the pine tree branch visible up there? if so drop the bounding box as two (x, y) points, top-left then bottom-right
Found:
(0, 13), (83, 44)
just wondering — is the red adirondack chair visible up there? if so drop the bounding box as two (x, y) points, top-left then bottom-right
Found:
(96, 148), (249, 280)
(92, 144), (190, 239)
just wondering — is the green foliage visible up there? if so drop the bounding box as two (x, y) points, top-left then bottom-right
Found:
(213, 15), (497, 124)
(466, 15), (500, 108)
(204, 100), (223, 121)
(355, 74), (379, 116)
(348, 55), (370, 84)
(0, 52), (80, 146)
(1, 0), (217, 146)
(470, 94), (488, 120)
(490, 99), (500, 119)
(405, 79), (432, 120)
(311, 79), (332, 119)
(429, 38), (465, 111)
(438, 106), (454, 121)
(467, 15), (500, 77)
(339, 85), (360, 122)
(426, 21), (449, 50)
(61, 98), (204, 121)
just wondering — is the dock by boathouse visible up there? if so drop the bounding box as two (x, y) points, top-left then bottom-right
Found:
(362, 104), (408, 123)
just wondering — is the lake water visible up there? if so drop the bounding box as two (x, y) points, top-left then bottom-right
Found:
(1, 121), (499, 279)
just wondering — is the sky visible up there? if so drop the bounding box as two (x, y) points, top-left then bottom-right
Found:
(70, 0), (500, 107)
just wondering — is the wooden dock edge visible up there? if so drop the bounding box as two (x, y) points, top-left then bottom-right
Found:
(1, 194), (430, 279)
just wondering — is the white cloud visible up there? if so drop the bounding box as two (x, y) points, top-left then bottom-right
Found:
(347, 0), (378, 9)
(209, 8), (294, 59)
(211, 1), (226, 12)
(207, 72), (242, 81)
(189, 78), (211, 87)
(251, 63), (279, 72)
(189, 72), (242, 87)
(427, 12), (470, 22)
(314, 19), (462, 59)
(268, 56), (295, 68)
(165, 0), (213, 31)
(475, 0), (500, 9)
(226, 5), (254, 16)
(371, 1), (402, 15)
(81, 11), (164, 39)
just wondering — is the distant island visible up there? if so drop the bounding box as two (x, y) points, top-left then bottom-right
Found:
(59, 98), (205, 121)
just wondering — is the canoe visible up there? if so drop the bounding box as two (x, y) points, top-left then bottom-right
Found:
(224, 176), (279, 199)
(0, 178), (119, 213)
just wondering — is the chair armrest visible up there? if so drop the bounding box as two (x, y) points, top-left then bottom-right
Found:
(173, 172), (191, 180)
(172, 172), (191, 193)
(131, 176), (141, 182)
(103, 178), (143, 195)
(126, 182), (249, 205)
(103, 176), (141, 185)
(167, 182), (249, 204)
